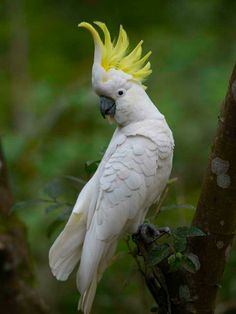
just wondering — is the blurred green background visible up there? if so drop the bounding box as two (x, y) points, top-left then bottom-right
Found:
(1, 0), (236, 313)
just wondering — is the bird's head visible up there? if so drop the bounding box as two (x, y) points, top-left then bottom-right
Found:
(79, 21), (154, 126)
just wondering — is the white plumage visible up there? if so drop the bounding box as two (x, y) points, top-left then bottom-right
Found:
(49, 21), (174, 314)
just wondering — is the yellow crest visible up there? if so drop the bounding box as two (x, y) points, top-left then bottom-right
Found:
(79, 21), (152, 83)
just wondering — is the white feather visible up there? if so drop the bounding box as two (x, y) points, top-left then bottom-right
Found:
(49, 75), (174, 314)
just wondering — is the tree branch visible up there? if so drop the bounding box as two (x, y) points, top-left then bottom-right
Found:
(133, 63), (236, 314)
(185, 63), (236, 313)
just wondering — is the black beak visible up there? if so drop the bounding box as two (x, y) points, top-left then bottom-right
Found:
(99, 96), (116, 119)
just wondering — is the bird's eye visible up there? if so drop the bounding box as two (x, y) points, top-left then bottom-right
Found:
(117, 89), (126, 97)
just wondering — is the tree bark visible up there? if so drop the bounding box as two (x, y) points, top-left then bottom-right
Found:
(185, 63), (236, 313)
(0, 140), (48, 314)
(134, 63), (236, 314)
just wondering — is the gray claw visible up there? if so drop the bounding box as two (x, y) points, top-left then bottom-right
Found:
(134, 224), (171, 244)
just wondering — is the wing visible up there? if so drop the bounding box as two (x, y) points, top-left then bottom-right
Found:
(92, 134), (161, 241)
(77, 122), (173, 294)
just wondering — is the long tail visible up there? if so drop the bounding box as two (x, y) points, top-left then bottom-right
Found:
(76, 220), (117, 313)
(78, 274), (98, 314)
(49, 212), (86, 281)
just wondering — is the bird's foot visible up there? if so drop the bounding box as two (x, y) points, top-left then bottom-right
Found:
(133, 223), (171, 244)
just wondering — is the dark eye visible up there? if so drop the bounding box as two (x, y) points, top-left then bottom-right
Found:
(117, 89), (126, 97)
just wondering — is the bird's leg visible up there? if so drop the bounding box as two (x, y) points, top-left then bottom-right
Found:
(133, 223), (171, 244)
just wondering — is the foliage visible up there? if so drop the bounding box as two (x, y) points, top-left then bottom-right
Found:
(134, 225), (205, 274)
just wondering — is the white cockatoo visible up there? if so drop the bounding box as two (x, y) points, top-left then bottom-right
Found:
(49, 21), (174, 314)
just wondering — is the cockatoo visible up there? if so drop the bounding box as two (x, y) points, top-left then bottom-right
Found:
(49, 21), (174, 314)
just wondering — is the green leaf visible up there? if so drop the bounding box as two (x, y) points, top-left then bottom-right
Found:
(62, 175), (86, 186)
(43, 180), (64, 199)
(173, 226), (205, 238)
(59, 206), (73, 220)
(182, 253), (200, 273)
(176, 252), (183, 259)
(168, 253), (183, 272)
(45, 203), (62, 213)
(47, 218), (65, 238)
(172, 227), (205, 254)
(148, 243), (171, 266)
(173, 235), (187, 252)
(85, 160), (100, 175)
(187, 227), (206, 237)
(11, 199), (43, 211)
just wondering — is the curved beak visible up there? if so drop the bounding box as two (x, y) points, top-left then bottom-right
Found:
(99, 96), (116, 118)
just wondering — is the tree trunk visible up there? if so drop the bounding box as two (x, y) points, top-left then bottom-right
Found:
(134, 63), (236, 314)
(0, 140), (48, 314)
(185, 63), (236, 313)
